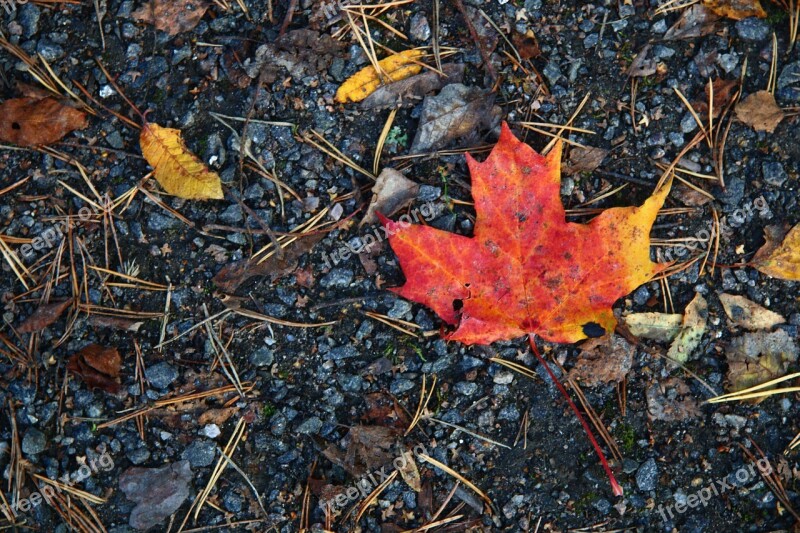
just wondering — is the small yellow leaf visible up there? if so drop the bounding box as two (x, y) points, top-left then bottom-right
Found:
(751, 224), (800, 280)
(140, 123), (224, 200)
(335, 49), (425, 104)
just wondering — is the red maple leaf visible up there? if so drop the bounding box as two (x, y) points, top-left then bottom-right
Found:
(382, 123), (671, 345)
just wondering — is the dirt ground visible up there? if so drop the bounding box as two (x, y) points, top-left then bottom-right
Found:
(1, 0), (800, 532)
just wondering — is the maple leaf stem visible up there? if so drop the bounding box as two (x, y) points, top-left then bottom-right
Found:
(527, 335), (624, 497)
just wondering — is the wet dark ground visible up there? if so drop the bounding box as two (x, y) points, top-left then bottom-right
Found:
(1, 0), (800, 531)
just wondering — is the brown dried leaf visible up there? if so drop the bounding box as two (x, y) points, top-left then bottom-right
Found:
(324, 425), (400, 477)
(409, 84), (501, 154)
(692, 78), (738, 118)
(664, 5), (720, 40)
(132, 0), (209, 36)
(67, 344), (122, 393)
(0, 97), (88, 147)
(88, 315), (144, 332)
(362, 391), (411, 430)
(564, 146), (609, 175)
(198, 406), (239, 426)
(18, 299), (72, 333)
(512, 31), (541, 60)
(568, 334), (635, 386)
(120, 461), (193, 530)
(395, 451), (421, 492)
(627, 45), (658, 78)
(735, 91), (785, 133)
(361, 64), (465, 110)
(646, 377), (700, 421)
(213, 232), (324, 293)
(361, 168), (420, 226)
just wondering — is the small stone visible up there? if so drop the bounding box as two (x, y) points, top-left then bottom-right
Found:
(409, 13), (431, 41)
(297, 416), (323, 435)
(681, 113), (699, 133)
(145, 362), (179, 390)
(635, 458), (658, 492)
(219, 205), (243, 224)
(387, 300), (413, 319)
(222, 490), (243, 513)
(492, 371), (514, 385)
(201, 424), (221, 438)
(321, 268), (353, 288)
(454, 382), (478, 396)
(329, 344), (358, 361)
(735, 17), (770, 42)
(543, 61), (562, 85)
(390, 378), (415, 395)
(717, 52), (739, 73)
(762, 161), (788, 187)
(249, 347), (274, 367)
(36, 39), (65, 62)
(22, 428), (47, 455)
(182, 439), (216, 467)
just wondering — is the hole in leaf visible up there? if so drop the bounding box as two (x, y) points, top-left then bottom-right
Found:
(11, 122), (21, 130)
(582, 322), (605, 338)
(452, 299), (463, 312)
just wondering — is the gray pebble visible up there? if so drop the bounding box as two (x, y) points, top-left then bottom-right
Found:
(145, 362), (179, 390)
(296, 416), (323, 435)
(636, 458), (658, 492)
(249, 347), (274, 367)
(321, 268), (353, 288)
(409, 13), (431, 42)
(182, 439), (216, 467)
(22, 428), (47, 455)
(762, 161), (788, 187)
(735, 17), (770, 42)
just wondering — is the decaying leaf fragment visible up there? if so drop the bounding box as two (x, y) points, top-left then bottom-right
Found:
(336, 49), (425, 104)
(750, 224), (800, 280)
(395, 450), (421, 492)
(666, 293), (707, 364)
(361, 168), (419, 226)
(568, 334), (635, 386)
(0, 97), (88, 147)
(719, 293), (785, 330)
(623, 313), (683, 342)
(564, 146), (609, 175)
(382, 123), (672, 345)
(664, 5), (720, 40)
(646, 377), (700, 421)
(67, 344), (122, 393)
(18, 299), (72, 333)
(726, 330), (798, 399)
(735, 91), (785, 133)
(409, 83), (501, 154)
(701, 0), (766, 20)
(140, 122), (224, 200)
(133, 0), (209, 36)
(213, 232), (324, 293)
(361, 63), (465, 110)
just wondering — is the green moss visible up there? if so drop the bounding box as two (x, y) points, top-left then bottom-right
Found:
(262, 402), (277, 418)
(616, 423), (636, 453)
